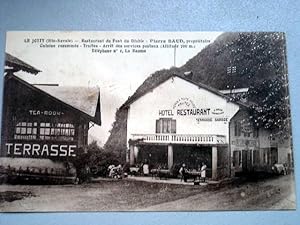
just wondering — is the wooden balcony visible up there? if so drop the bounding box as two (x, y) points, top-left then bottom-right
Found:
(131, 134), (227, 145)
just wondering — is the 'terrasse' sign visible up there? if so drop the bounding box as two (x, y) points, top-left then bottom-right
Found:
(5, 142), (77, 157)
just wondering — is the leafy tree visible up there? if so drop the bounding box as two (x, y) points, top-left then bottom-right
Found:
(72, 141), (120, 180)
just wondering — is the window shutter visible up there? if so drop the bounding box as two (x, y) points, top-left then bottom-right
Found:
(171, 120), (176, 133)
(155, 120), (160, 133)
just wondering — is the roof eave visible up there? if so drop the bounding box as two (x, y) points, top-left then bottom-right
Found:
(121, 73), (249, 109)
(5, 53), (41, 75)
(6, 74), (101, 125)
(91, 93), (102, 126)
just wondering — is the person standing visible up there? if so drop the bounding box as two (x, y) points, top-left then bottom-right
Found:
(108, 164), (115, 177)
(200, 162), (207, 183)
(143, 163), (149, 176)
(179, 163), (188, 182)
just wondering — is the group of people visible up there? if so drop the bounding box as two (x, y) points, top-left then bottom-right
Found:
(179, 162), (207, 183)
(130, 162), (151, 176)
(107, 164), (123, 179)
(106, 162), (207, 182)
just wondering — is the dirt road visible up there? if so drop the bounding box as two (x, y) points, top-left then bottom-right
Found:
(140, 174), (296, 211)
(0, 174), (296, 211)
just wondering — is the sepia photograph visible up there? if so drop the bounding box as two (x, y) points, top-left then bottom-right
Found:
(0, 31), (295, 211)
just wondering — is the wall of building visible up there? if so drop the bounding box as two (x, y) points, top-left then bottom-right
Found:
(272, 135), (292, 165)
(230, 110), (262, 172)
(258, 129), (271, 148)
(230, 110), (293, 174)
(1, 76), (89, 159)
(127, 76), (240, 147)
(216, 145), (230, 178)
(230, 110), (260, 150)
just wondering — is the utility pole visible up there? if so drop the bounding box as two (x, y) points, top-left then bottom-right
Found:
(226, 60), (237, 98)
(226, 59), (237, 177)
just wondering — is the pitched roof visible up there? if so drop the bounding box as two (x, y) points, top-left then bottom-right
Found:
(6, 74), (101, 125)
(121, 74), (249, 109)
(5, 53), (41, 75)
(37, 85), (100, 119)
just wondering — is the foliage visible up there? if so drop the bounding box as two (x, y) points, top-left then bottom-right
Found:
(247, 75), (290, 135)
(103, 109), (128, 163)
(105, 32), (291, 155)
(72, 141), (120, 180)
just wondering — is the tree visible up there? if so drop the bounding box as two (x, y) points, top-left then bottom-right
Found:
(72, 141), (120, 180)
(105, 32), (291, 152)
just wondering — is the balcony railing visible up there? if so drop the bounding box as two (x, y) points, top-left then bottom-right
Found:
(131, 134), (227, 145)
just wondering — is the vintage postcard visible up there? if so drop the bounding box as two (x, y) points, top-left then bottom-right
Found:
(0, 31), (295, 211)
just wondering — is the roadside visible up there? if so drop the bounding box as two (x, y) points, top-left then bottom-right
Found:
(0, 173), (296, 211)
(139, 174), (296, 211)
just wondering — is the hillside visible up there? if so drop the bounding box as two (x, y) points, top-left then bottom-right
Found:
(104, 32), (289, 161)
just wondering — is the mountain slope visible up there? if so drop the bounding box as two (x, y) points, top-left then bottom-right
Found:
(104, 32), (289, 161)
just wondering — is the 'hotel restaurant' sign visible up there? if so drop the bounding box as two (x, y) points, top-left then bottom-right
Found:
(158, 98), (229, 122)
(158, 108), (228, 123)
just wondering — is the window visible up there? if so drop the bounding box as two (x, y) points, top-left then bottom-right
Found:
(234, 121), (241, 136)
(14, 122), (38, 140)
(14, 121), (75, 141)
(233, 150), (241, 167)
(253, 149), (260, 165)
(155, 118), (176, 134)
(263, 149), (269, 164)
(40, 122), (75, 141)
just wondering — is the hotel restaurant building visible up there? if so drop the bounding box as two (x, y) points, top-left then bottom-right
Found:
(122, 74), (292, 180)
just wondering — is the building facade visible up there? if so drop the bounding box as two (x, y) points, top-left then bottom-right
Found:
(123, 75), (292, 180)
(1, 54), (101, 181)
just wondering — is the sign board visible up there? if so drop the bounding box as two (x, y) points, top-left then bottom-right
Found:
(4, 140), (77, 158)
(159, 98), (228, 123)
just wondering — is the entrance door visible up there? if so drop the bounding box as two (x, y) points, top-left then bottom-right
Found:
(242, 150), (253, 172)
(271, 148), (278, 164)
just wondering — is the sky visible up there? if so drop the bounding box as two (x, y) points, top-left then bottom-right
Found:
(5, 31), (222, 146)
